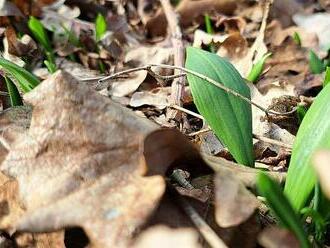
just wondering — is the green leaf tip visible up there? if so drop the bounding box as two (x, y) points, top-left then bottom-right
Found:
(185, 47), (254, 166)
(257, 173), (310, 248)
(247, 52), (272, 83)
(309, 50), (325, 74)
(284, 83), (330, 211)
(28, 16), (52, 52)
(95, 13), (107, 41)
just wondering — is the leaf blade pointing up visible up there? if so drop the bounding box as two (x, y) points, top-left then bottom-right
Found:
(185, 47), (254, 166)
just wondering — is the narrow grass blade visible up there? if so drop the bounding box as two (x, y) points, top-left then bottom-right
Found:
(185, 47), (254, 166)
(4, 76), (23, 106)
(95, 13), (107, 41)
(309, 50), (325, 74)
(28, 16), (52, 52)
(247, 52), (271, 83)
(0, 57), (40, 93)
(293, 32), (302, 46)
(284, 84), (330, 211)
(257, 173), (310, 248)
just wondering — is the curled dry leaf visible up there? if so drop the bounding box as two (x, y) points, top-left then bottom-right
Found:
(0, 71), (166, 248)
(313, 150), (330, 199)
(130, 87), (170, 109)
(258, 226), (299, 248)
(214, 170), (259, 227)
(133, 225), (202, 248)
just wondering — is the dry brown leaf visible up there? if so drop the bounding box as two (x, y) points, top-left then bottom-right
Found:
(258, 226), (299, 248)
(133, 225), (202, 248)
(0, 71), (166, 248)
(214, 170), (259, 227)
(15, 231), (65, 248)
(130, 87), (170, 109)
(146, 0), (237, 36)
(313, 150), (330, 199)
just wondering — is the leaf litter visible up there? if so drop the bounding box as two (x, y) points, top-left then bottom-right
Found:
(0, 0), (329, 247)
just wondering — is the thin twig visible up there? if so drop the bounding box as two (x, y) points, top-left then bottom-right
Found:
(171, 105), (293, 150)
(0, 91), (9, 96)
(160, 0), (186, 118)
(98, 64), (296, 116)
(169, 184), (228, 248)
(253, 134), (292, 150)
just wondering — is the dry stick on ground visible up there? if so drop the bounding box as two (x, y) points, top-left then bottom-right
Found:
(98, 64), (297, 116)
(159, 0), (186, 120)
(168, 184), (228, 248)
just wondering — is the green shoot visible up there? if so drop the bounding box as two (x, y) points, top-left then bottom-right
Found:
(296, 105), (307, 124)
(323, 67), (330, 87)
(257, 173), (310, 248)
(28, 16), (57, 73)
(293, 32), (302, 46)
(4, 76), (23, 106)
(247, 53), (272, 83)
(95, 13), (107, 42)
(309, 50), (325, 74)
(204, 14), (215, 53)
(0, 57), (40, 93)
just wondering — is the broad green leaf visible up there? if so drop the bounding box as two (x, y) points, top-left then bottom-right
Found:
(0, 57), (40, 93)
(95, 13), (107, 41)
(4, 76), (23, 106)
(185, 47), (253, 166)
(309, 50), (325, 74)
(257, 173), (310, 248)
(323, 66), (330, 87)
(247, 52), (271, 83)
(28, 16), (52, 52)
(284, 84), (330, 211)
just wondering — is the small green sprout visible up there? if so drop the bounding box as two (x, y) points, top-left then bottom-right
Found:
(28, 16), (57, 73)
(309, 50), (325, 74)
(247, 53), (272, 83)
(4, 76), (23, 106)
(296, 105), (307, 124)
(95, 13), (107, 42)
(293, 32), (302, 46)
(204, 14), (215, 53)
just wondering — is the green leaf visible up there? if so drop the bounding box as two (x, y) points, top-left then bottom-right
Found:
(296, 105), (307, 124)
(309, 50), (325, 74)
(0, 57), (40, 93)
(293, 32), (302, 46)
(28, 16), (52, 52)
(185, 47), (254, 166)
(284, 84), (330, 211)
(323, 66), (330, 87)
(247, 52), (271, 83)
(44, 60), (56, 74)
(257, 173), (310, 248)
(95, 13), (107, 41)
(4, 76), (23, 106)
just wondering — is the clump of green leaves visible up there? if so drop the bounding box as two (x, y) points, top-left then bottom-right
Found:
(0, 57), (40, 93)
(309, 50), (325, 74)
(257, 173), (310, 248)
(247, 53), (272, 83)
(185, 47), (254, 166)
(28, 16), (56, 73)
(95, 13), (107, 42)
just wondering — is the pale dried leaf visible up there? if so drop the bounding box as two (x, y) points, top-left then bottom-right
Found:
(133, 226), (202, 248)
(258, 226), (299, 248)
(214, 170), (259, 227)
(130, 87), (170, 109)
(313, 150), (330, 199)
